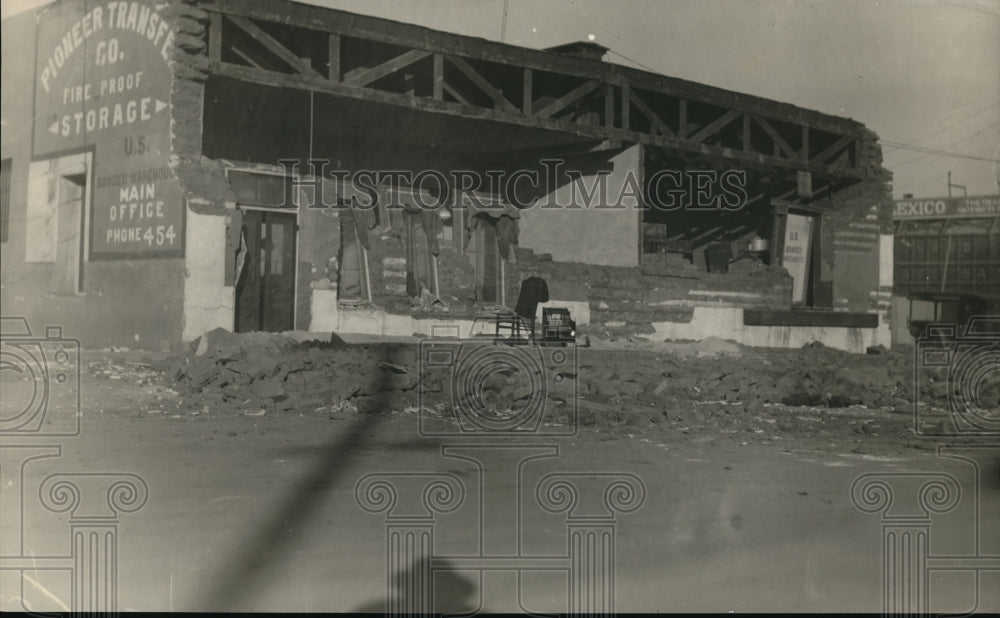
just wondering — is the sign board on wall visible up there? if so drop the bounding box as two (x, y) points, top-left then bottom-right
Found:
(893, 195), (1000, 220)
(782, 213), (814, 305)
(32, 0), (182, 259)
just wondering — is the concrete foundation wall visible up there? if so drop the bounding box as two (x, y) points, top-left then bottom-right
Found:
(310, 296), (480, 339)
(308, 291), (881, 354)
(651, 306), (880, 354)
(873, 234), (894, 348)
(890, 295), (915, 346)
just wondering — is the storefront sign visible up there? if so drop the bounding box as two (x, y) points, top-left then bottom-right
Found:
(33, 0), (182, 259)
(893, 195), (1000, 220)
(782, 213), (814, 305)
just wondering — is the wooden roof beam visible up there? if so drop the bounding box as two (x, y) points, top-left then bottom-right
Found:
(231, 46), (265, 70)
(445, 55), (517, 112)
(227, 14), (322, 78)
(470, 139), (620, 165)
(342, 49), (431, 87)
(206, 61), (867, 180)
(752, 115), (799, 160)
(628, 88), (675, 138)
(534, 79), (603, 119)
(202, 1), (864, 138)
(688, 109), (742, 144)
(810, 134), (855, 165)
(442, 81), (470, 105)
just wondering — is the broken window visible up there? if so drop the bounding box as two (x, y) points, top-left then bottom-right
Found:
(469, 215), (503, 304)
(403, 211), (437, 297)
(338, 209), (370, 302)
(895, 219), (1000, 298)
(439, 206), (454, 243)
(381, 182), (445, 302)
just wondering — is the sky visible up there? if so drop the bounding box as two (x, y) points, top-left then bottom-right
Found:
(3, 0), (998, 198)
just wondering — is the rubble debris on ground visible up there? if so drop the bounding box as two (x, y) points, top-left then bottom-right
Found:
(133, 328), (992, 449)
(165, 329), (422, 417)
(87, 359), (161, 384)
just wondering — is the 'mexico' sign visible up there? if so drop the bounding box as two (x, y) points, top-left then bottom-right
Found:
(33, 0), (183, 259)
(893, 195), (1000, 220)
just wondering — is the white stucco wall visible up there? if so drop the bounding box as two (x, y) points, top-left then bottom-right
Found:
(650, 306), (880, 353)
(182, 206), (234, 341)
(311, 292), (481, 338)
(873, 233), (894, 348)
(518, 145), (642, 268)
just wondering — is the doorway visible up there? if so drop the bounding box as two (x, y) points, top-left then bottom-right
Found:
(235, 210), (297, 333)
(469, 215), (502, 304)
(53, 173), (86, 295)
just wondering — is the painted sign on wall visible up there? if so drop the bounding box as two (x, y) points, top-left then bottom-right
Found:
(33, 0), (182, 259)
(783, 213), (814, 305)
(893, 195), (1000, 220)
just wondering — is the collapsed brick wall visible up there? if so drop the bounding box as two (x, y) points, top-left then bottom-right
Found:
(363, 223), (476, 314)
(167, 0), (232, 214)
(507, 246), (792, 339)
(825, 129), (894, 316)
(434, 241), (478, 310)
(362, 227), (408, 312)
(161, 2), (891, 341)
(298, 213), (480, 319)
(297, 207), (342, 329)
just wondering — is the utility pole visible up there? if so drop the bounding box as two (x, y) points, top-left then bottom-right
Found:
(947, 170), (967, 197)
(500, 0), (509, 42)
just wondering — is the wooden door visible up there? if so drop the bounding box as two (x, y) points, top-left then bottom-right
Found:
(235, 210), (296, 332)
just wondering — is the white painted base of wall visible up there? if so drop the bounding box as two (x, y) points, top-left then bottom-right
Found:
(890, 295), (915, 346)
(310, 290), (591, 341)
(308, 289), (340, 331)
(183, 208), (235, 341)
(648, 306), (888, 354)
(310, 289), (485, 338)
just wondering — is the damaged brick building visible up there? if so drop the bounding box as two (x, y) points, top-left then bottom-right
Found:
(1, 0), (895, 352)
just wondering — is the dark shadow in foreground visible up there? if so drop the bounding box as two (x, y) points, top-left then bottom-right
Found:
(353, 557), (479, 615)
(192, 343), (410, 611)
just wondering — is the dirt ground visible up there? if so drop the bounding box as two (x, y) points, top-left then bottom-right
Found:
(2, 334), (998, 613)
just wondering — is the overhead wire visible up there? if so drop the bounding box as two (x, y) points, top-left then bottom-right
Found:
(600, 45), (999, 169)
(881, 101), (1000, 149)
(604, 48), (660, 74)
(933, 0), (1000, 18)
(885, 122), (1000, 168)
